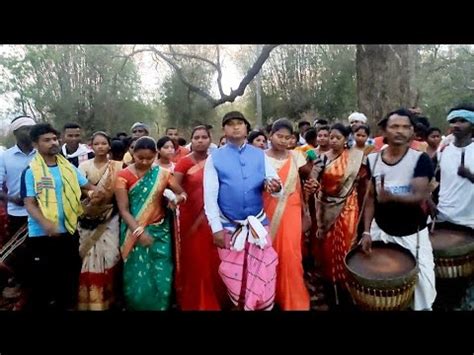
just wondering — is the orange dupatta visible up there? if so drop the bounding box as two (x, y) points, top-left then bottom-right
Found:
(120, 166), (170, 261)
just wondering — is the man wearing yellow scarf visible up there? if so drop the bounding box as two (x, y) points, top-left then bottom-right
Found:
(21, 123), (97, 310)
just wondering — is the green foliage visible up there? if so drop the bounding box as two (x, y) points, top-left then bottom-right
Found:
(159, 48), (218, 137)
(1, 44), (472, 142)
(0, 45), (154, 136)
(415, 45), (474, 130)
(250, 45), (357, 123)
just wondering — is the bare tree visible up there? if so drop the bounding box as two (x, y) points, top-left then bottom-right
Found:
(122, 45), (279, 108)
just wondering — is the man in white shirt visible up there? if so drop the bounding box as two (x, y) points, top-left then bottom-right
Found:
(361, 108), (436, 311)
(60, 123), (94, 167)
(436, 105), (474, 229)
(434, 105), (474, 310)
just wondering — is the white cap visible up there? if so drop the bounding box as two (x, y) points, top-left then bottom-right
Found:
(348, 112), (367, 124)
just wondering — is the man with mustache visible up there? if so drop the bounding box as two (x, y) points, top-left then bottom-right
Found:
(204, 111), (282, 310)
(434, 105), (474, 310)
(0, 116), (36, 309)
(61, 123), (94, 168)
(436, 105), (474, 225)
(20, 123), (98, 310)
(361, 108), (437, 311)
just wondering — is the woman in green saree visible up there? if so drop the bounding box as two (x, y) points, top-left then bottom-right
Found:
(115, 137), (186, 310)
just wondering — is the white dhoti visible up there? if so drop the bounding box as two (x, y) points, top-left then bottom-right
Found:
(370, 221), (437, 311)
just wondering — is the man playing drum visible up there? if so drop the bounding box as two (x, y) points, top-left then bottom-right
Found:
(434, 105), (474, 309)
(436, 105), (474, 229)
(360, 108), (437, 311)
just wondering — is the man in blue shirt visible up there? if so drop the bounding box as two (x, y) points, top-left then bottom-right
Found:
(0, 116), (36, 305)
(0, 116), (37, 241)
(21, 123), (97, 310)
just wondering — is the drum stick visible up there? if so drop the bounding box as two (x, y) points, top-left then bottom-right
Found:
(430, 216), (436, 234)
(461, 149), (465, 167)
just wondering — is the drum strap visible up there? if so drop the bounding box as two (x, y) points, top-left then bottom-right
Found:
(416, 227), (420, 263)
(355, 152), (381, 235)
(0, 223), (28, 264)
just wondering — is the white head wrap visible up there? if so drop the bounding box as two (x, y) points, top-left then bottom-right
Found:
(9, 116), (36, 134)
(348, 112), (368, 124)
(130, 122), (150, 133)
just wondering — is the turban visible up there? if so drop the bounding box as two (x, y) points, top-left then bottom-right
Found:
(130, 122), (150, 133)
(447, 109), (474, 124)
(348, 112), (368, 124)
(9, 116), (36, 134)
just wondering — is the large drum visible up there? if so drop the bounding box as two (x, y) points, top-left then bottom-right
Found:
(429, 228), (474, 279)
(344, 241), (418, 311)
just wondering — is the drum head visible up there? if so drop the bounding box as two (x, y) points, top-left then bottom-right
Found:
(345, 241), (418, 289)
(430, 228), (474, 258)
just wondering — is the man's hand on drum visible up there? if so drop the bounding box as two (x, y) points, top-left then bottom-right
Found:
(360, 232), (372, 255)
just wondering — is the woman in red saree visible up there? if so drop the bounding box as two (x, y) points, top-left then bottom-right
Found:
(174, 126), (227, 310)
(263, 119), (314, 310)
(313, 123), (367, 308)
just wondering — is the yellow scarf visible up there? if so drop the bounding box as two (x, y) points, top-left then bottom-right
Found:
(30, 154), (84, 234)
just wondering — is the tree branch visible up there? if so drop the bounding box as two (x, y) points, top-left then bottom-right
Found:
(121, 44), (279, 108)
(26, 99), (37, 119)
(163, 46), (219, 70)
(215, 45), (224, 97)
(318, 45), (330, 62)
(212, 44), (278, 107)
(149, 47), (218, 105)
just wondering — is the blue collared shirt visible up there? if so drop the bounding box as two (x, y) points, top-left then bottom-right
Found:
(0, 145), (36, 217)
(21, 164), (88, 237)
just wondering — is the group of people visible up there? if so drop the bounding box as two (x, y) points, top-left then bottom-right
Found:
(0, 104), (472, 311)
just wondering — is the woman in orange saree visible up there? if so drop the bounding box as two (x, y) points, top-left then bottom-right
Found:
(174, 126), (227, 310)
(263, 119), (314, 310)
(313, 123), (367, 307)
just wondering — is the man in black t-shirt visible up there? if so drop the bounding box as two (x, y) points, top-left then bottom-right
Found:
(361, 108), (436, 311)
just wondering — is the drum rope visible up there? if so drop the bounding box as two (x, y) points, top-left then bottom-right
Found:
(355, 152), (381, 238)
(416, 227), (420, 263)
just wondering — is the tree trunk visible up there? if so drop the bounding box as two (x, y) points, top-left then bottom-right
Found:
(255, 65), (263, 129)
(356, 45), (416, 132)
